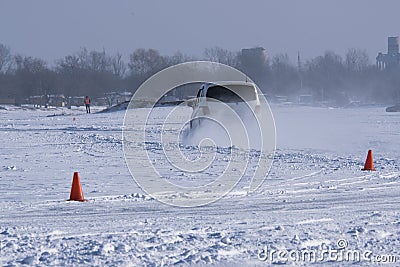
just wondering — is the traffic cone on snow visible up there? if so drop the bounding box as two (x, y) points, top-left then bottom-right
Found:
(362, 150), (376, 171)
(68, 172), (87, 201)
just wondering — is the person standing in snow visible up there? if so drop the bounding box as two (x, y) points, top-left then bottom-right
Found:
(84, 96), (91, 113)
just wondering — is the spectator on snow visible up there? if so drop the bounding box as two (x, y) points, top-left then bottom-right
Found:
(84, 96), (91, 113)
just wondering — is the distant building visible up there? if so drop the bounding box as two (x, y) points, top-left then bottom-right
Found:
(240, 47), (267, 83)
(104, 91), (133, 106)
(376, 37), (400, 70)
(0, 98), (16, 105)
(240, 47), (267, 69)
(28, 94), (65, 108)
(67, 96), (85, 107)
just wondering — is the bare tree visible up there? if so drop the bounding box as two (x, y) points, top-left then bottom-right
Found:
(128, 48), (167, 76)
(111, 53), (126, 77)
(88, 50), (110, 72)
(204, 46), (238, 66)
(345, 48), (370, 72)
(13, 55), (52, 99)
(14, 55), (47, 74)
(57, 54), (80, 70)
(270, 53), (298, 95)
(167, 51), (194, 65)
(75, 48), (112, 72)
(0, 43), (12, 73)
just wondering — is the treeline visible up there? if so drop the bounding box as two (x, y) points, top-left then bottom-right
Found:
(0, 43), (399, 105)
(262, 49), (400, 105)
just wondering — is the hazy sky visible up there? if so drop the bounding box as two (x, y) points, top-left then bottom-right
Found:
(1, 0), (399, 64)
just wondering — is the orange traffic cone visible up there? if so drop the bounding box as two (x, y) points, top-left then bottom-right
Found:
(362, 150), (376, 171)
(68, 172), (87, 201)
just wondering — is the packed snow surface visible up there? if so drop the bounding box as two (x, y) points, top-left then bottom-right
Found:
(0, 105), (399, 266)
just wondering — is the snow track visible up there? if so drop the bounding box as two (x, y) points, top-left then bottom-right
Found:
(0, 105), (399, 265)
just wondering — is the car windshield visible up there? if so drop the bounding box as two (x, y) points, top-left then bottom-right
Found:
(206, 85), (256, 103)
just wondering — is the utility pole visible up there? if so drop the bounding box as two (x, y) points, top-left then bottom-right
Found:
(298, 51), (303, 90)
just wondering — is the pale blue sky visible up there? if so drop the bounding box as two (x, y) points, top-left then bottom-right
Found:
(0, 0), (399, 63)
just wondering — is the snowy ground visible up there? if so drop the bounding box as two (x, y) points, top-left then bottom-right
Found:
(0, 104), (399, 266)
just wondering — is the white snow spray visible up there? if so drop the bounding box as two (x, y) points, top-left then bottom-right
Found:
(123, 61), (276, 207)
(182, 102), (263, 150)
